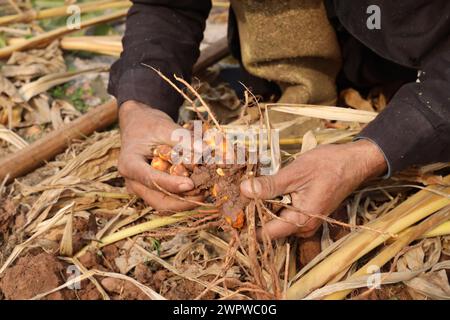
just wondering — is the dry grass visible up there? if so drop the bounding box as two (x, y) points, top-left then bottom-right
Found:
(0, 0), (449, 301)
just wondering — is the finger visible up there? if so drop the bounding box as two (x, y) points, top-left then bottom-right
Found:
(121, 154), (194, 193)
(295, 218), (321, 238)
(128, 180), (202, 211)
(240, 167), (300, 200)
(125, 179), (135, 195)
(296, 227), (319, 239)
(256, 208), (311, 241)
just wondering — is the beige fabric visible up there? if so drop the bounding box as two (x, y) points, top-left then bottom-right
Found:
(230, 0), (342, 105)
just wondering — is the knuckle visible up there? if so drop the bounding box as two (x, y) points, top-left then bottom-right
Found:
(117, 160), (128, 177)
(125, 181), (135, 195)
(142, 175), (155, 188)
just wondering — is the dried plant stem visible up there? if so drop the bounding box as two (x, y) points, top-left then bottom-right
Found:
(246, 201), (266, 298)
(74, 191), (131, 199)
(0, 0), (130, 26)
(174, 75), (222, 131)
(152, 181), (214, 207)
(30, 271), (95, 300)
(286, 176), (450, 299)
(19, 66), (108, 101)
(133, 243), (245, 299)
(145, 65), (206, 122)
(266, 103), (377, 123)
(283, 243), (290, 299)
(194, 234), (240, 300)
(75, 209), (205, 257)
(0, 125), (29, 149)
(422, 220), (450, 238)
(7, 0), (21, 14)
(0, 9), (128, 59)
(323, 205), (450, 300)
(59, 212), (73, 256)
(31, 268), (163, 300)
(66, 257), (110, 300)
(0, 202), (74, 275)
(60, 36), (122, 56)
(264, 201), (395, 238)
(256, 199), (281, 298)
(199, 231), (273, 285)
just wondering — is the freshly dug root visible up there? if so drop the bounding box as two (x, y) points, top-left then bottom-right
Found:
(169, 163), (190, 177)
(190, 164), (249, 229)
(150, 134), (249, 228)
(153, 144), (173, 162)
(151, 157), (171, 172)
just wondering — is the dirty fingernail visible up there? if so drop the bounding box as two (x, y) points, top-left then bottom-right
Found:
(179, 182), (194, 192)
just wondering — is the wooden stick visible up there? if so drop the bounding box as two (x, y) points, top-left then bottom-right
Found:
(0, 37), (229, 184)
(0, 99), (118, 184)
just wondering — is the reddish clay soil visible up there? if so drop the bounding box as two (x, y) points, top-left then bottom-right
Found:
(101, 278), (150, 300)
(0, 252), (75, 300)
(298, 233), (322, 268)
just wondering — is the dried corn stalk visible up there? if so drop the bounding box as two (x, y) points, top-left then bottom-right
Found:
(287, 176), (450, 299)
(0, 0), (131, 26)
(0, 9), (128, 59)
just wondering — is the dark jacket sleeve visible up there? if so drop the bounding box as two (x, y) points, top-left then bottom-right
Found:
(331, 0), (450, 175)
(358, 43), (450, 175)
(108, 0), (211, 120)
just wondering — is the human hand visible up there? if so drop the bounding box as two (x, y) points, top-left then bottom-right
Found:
(240, 140), (387, 239)
(118, 100), (201, 211)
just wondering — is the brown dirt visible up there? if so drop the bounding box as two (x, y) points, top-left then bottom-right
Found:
(72, 216), (92, 253)
(354, 283), (413, 300)
(190, 163), (248, 228)
(329, 206), (351, 241)
(297, 232), (322, 268)
(78, 250), (101, 269)
(78, 281), (103, 300)
(190, 165), (218, 190)
(163, 276), (217, 300)
(100, 243), (120, 272)
(78, 245), (121, 273)
(133, 265), (217, 300)
(0, 197), (25, 269)
(296, 206), (350, 268)
(0, 252), (75, 300)
(0, 198), (16, 238)
(134, 263), (154, 285)
(101, 278), (149, 300)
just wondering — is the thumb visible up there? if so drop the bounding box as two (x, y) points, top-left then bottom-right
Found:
(240, 175), (285, 200)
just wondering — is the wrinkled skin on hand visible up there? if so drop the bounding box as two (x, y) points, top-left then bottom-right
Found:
(119, 100), (387, 238)
(240, 140), (387, 240)
(118, 100), (203, 211)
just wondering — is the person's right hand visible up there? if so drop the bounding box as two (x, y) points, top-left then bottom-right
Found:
(118, 100), (200, 211)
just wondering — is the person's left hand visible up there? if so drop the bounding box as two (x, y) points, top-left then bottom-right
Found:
(240, 140), (387, 240)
